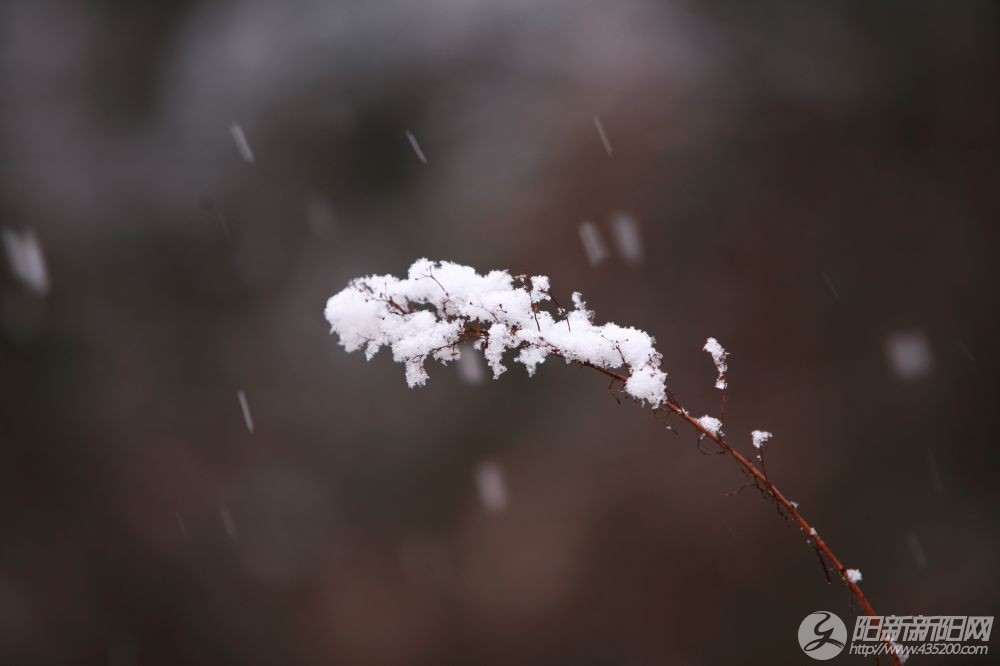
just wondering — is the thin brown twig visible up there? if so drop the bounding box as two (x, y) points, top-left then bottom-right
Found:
(543, 347), (900, 664)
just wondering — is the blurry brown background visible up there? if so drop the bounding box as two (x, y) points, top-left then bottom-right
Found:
(1, 1), (998, 664)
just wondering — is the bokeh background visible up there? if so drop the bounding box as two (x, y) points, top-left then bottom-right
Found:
(2, 1), (998, 664)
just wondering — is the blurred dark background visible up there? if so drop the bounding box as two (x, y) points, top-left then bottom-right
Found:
(1, 1), (998, 664)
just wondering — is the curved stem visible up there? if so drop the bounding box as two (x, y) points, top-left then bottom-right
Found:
(571, 360), (902, 665)
(450, 331), (900, 663)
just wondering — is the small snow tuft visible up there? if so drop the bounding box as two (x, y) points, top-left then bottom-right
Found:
(751, 430), (772, 449)
(845, 568), (863, 583)
(703, 337), (728, 390)
(529, 275), (550, 303)
(626, 366), (667, 407)
(697, 415), (723, 437)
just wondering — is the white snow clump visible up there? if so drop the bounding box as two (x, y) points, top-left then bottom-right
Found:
(751, 430), (772, 449)
(703, 337), (728, 390)
(696, 415), (723, 437)
(325, 259), (667, 406)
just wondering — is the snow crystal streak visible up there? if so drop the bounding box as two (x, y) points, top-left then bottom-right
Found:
(219, 505), (238, 539)
(906, 532), (929, 569)
(237, 389), (254, 433)
(476, 461), (508, 513)
(611, 213), (643, 265)
(593, 116), (613, 156)
(578, 222), (609, 266)
(820, 271), (840, 300)
(229, 123), (255, 163)
(406, 130), (428, 164)
(2, 228), (49, 294)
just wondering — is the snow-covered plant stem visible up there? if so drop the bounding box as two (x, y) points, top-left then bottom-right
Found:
(325, 260), (902, 665)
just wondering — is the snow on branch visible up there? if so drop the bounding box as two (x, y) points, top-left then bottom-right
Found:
(324, 258), (901, 664)
(703, 336), (728, 390)
(751, 429), (772, 449)
(696, 415), (723, 437)
(324, 259), (667, 406)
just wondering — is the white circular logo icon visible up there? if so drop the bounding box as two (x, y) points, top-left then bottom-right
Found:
(798, 611), (847, 660)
